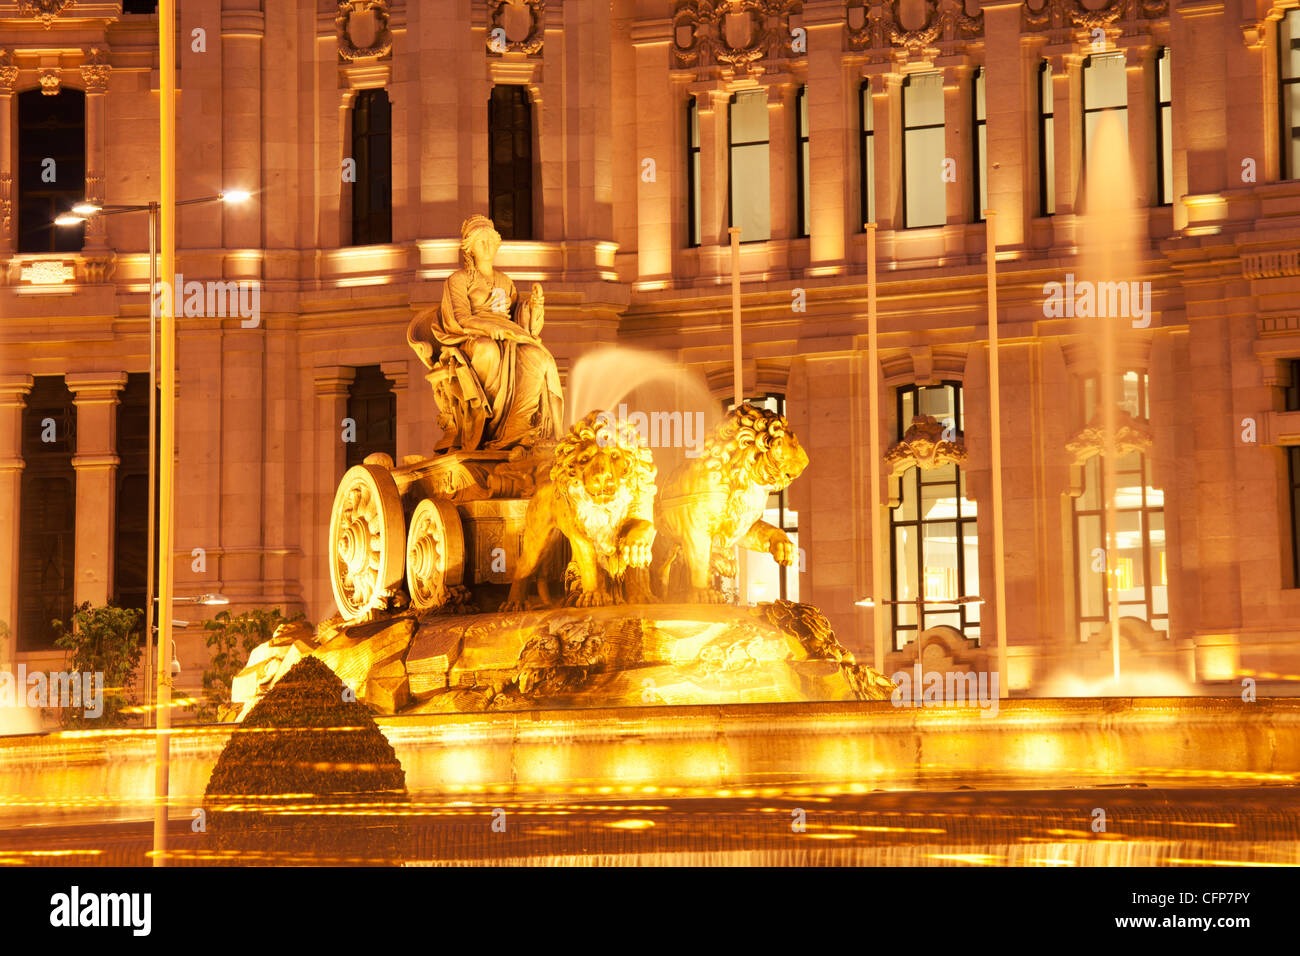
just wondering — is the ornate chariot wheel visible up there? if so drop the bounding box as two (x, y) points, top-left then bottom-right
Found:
(329, 463), (407, 621)
(405, 497), (466, 612)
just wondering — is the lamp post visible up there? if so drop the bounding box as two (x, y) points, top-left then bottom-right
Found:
(56, 197), (247, 732)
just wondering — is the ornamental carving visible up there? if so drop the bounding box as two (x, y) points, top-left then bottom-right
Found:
(0, 174), (11, 234)
(81, 48), (110, 93)
(1020, 0), (1168, 37)
(672, 0), (803, 78)
(848, 0), (984, 58)
(884, 414), (968, 476)
(19, 0), (75, 29)
(336, 0), (393, 62)
(487, 0), (545, 57)
(0, 50), (17, 92)
(1064, 409), (1152, 465)
(39, 68), (60, 95)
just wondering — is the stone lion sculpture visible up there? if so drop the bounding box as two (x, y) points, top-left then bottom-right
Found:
(654, 403), (809, 603)
(500, 411), (658, 610)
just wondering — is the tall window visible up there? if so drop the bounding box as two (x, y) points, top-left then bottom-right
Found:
(1039, 61), (1056, 216)
(728, 90), (771, 242)
(350, 89), (392, 246)
(795, 85), (810, 239)
(973, 67), (987, 222)
(122, 1), (158, 12)
(902, 72), (946, 228)
(1281, 10), (1300, 179)
(687, 97), (701, 247)
(346, 366), (397, 470)
(18, 377), (77, 651)
(889, 383), (980, 649)
(1072, 371), (1167, 641)
(860, 81), (875, 228)
(1285, 360), (1300, 587)
(1155, 48), (1172, 206)
(1082, 52), (1128, 178)
(726, 395), (798, 604)
(113, 373), (157, 613)
(17, 88), (86, 254)
(489, 85), (534, 240)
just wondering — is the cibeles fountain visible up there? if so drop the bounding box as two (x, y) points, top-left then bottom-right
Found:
(231, 215), (896, 719)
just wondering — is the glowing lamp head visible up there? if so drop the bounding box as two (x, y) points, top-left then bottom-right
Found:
(54, 214), (86, 227)
(71, 202), (101, 216)
(221, 189), (251, 204)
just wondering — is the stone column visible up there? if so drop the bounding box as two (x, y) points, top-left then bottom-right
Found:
(874, 74), (903, 232)
(0, 51), (16, 254)
(984, 3), (1029, 247)
(66, 373), (127, 609)
(380, 359), (411, 464)
(699, 89), (730, 252)
(0, 375), (33, 672)
(767, 81), (795, 242)
(1055, 53), (1084, 217)
(944, 65), (974, 225)
(1125, 44), (1156, 209)
(80, 48), (111, 251)
(806, 2), (849, 264)
(310, 367), (355, 620)
(631, 23), (673, 279)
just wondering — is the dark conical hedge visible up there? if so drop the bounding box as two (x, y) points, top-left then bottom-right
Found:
(203, 656), (409, 863)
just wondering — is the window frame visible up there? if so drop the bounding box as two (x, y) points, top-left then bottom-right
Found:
(795, 85), (810, 239)
(1280, 9), (1300, 180)
(859, 79), (875, 230)
(488, 84), (535, 241)
(687, 95), (701, 248)
(973, 66), (987, 223)
(350, 88), (393, 247)
(726, 89), (772, 243)
(1038, 60), (1056, 217)
(17, 87), (86, 254)
(1155, 47), (1173, 207)
(345, 366), (397, 472)
(1081, 51), (1129, 189)
(901, 71), (947, 229)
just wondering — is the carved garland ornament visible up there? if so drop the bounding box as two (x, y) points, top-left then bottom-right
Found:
(672, 0), (803, 76)
(1020, 0), (1168, 35)
(19, 0), (75, 29)
(81, 47), (110, 93)
(884, 414), (968, 476)
(1064, 409), (1152, 465)
(336, 0), (394, 62)
(487, 0), (546, 56)
(848, 0), (984, 56)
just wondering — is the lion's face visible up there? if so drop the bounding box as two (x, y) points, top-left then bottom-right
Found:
(571, 443), (630, 504)
(761, 430), (809, 490)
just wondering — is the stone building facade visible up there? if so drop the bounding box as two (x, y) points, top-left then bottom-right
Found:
(1, 0), (1299, 697)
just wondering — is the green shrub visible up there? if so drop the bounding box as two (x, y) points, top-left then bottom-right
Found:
(199, 607), (305, 722)
(52, 602), (144, 728)
(202, 656), (409, 863)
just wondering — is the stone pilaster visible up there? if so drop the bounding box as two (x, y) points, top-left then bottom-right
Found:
(80, 48), (111, 250)
(0, 374), (33, 672)
(0, 49), (18, 253)
(310, 367), (356, 619)
(65, 372), (127, 609)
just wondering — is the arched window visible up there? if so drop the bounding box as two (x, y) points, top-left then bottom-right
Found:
(17, 87), (86, 254)
(18, 377), (77, 651)
(346, 366), (396, 469)
(350, 89), (392, 246)
(489, 85), (534, 240)
(889, 383), (980, 649)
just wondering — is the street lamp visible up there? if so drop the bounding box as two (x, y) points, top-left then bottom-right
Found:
(57, 197), (246, 731)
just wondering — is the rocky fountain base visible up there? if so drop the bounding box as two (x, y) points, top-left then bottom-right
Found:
(229, 600), (896, 720)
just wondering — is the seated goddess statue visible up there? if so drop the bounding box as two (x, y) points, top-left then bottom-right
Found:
(407, 215), (565, 452)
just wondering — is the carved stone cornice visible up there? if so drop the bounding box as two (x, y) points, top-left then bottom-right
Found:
(671, 0), (804, 81)
(19, 0), (76, 29)
(487, 0), (546, 57)
(1065, 409), (1152, 466)
(336, 0), (393, 62)
(1020, 0), (1169, 43)
(884, 414), (967, 476)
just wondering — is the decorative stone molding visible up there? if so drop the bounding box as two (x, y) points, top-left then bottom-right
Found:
(487, 0), (546, 57)
(77, 253), (116, 285)
(0, 174), (10, 234)
(1065, 409), (1152, 466)
(0, 50), (17, 91)
(1243, 250), (1300, 279)
(848, 0), (984, 60)
(885, 414), (967, 476)
(336, 0), (393, 62)
(39, 67), (60, 95)
(80, 47), (110, 92)
(1020, 0), (1168, 44)
(18, 260), (75, 285)
(19, 0), (76, 29)
(671, 0), (803, 80)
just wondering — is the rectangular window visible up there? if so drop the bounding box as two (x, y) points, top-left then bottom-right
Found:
(902, 72), (946, 228)
(489, 85), (534, 240)
(1039, 61), (1056, 216)
(860, 81), (875, 228)
(1083, 52), (1128, 181)
(1156, 48), (1173, 206)
(113, 373), (159, 614)
(973, 67), (987, 222)
(728, 90), (771, 242)
(687, 97), (701, 247)
(1280, 10), (1300, 179)
(346, 366), (397, 471)
(890, 383), (980, 649)
(1290, 447), (1300, 587)
(1286, 359), (1300, 412)
(795, 86), (810, 239)
(351, 89), (393, 246)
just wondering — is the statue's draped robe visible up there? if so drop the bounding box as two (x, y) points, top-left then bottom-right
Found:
(407, 268), (564, 450)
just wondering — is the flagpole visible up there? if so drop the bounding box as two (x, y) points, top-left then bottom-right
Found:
(866, 222), (885, 672)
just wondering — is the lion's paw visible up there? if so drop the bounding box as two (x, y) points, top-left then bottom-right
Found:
(572, 590), (612, 608)
(498, 599), (526, 613)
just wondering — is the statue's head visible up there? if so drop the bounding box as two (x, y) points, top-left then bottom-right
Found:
(703, 403), (810, 492)
(461, 214), (502, 276)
